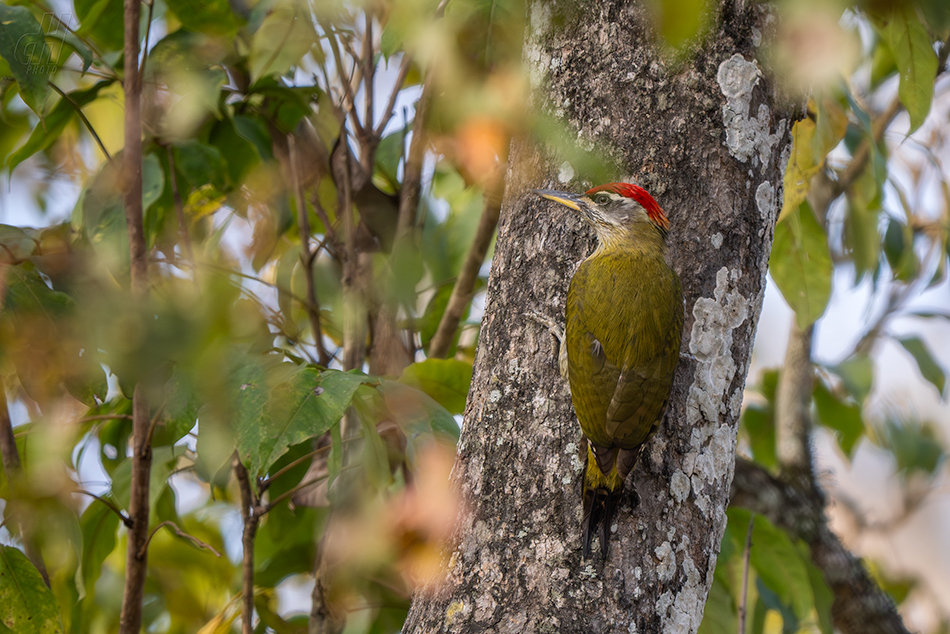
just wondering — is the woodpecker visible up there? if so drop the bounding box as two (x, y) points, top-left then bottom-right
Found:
(534, 182), (683, 558)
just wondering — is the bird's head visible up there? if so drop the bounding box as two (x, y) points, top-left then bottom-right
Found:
(534, 182), (669, 249)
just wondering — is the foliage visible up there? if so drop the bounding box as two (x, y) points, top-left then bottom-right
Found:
(0, 0), (513, 631)
(0, 0), (948, 632)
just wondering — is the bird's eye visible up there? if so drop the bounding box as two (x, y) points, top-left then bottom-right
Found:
(593, 193), (611, 205)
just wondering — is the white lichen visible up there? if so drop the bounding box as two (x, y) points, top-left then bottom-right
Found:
(558, 161), (575, 183)
(489, 390), (501, 403)
(710, 232), (723, 249)
(682, 267), (749, 513)
(670, 470), (691, 503)
(655, 541), (677, 582)
(716, 54), (785, 168)
(755, 181), (776, 220)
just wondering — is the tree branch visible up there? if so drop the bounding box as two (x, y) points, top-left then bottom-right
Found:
(775, 321), (815, 482)
(139, 520), (223, 559)
(731, 458), (910, 634)
(428, 179), (503, 358)
(75, 489), (133, 527)
(48, 81), (112, 164)
(117, 0), (152, 630)
(289, 134), (332, 367)
(235, 456), (259, 634)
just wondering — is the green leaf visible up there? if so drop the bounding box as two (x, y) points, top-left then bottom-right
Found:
(74, 0), (125, 51)
(249, 0), (317, 83)
(237, 366), (369, 476)
(379, 380), (461, 449)
(768, 201), (833, 328)
(729, 509), (813, 623)
(77, 499), (120, 602)
(399, 359), (472, 416)
(844, 167), (883, 282)
(1, 262), (73, 317)
(697, 574), (738, 634)
(872, 7), (938, 132)
(165, 0), (240, 35)
(111, 445), (186, 512)
(0, 224), (40, 263)
(209, 117), (261, 185)
(812, 380), (864, 458)
(50, 29), (94, 73)
(7, 79), (112, 172)
(879, 420), (944, 476)
(172, 139), (230, 192)
(0, 5), (51, 115)
(798, 541), (834, 634)
(142, 152), (165, 212)
(741, 406), (777, 470)
(827, 354), (874, 404)
(896, 336), (945, 396)
(883, 218), (918, 282)
(375, 127), (407, 192)
(0, 545), (65, 633)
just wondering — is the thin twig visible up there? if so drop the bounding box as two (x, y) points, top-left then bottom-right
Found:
(319, 19), (365, 136)
(374, 55), (413, 137)
(138, 0), (155, 80)
(260, 442), (333, 492)
(74, 414), (134, 423)
(363, 11), (375, 134)
(289, 135), (332, 367)
(138, 520), (222, 559)
(143, 404), (165, 450)
(429, 179), (503, 357)
(234, 456), (258, 634)
(737, 514), (755, 634)
(0, 386), (50, 585)
(75, 490), (133, 527)
(48, 81), (112, 164)
(258, 462), (360, 516)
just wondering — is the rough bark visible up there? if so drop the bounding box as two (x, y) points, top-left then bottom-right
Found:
(404, 1), (788, 632)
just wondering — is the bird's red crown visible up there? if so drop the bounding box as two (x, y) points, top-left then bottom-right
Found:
(586, 182), (669, 231)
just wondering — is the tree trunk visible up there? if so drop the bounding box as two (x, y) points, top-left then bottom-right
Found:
(405, 1), (788, 631)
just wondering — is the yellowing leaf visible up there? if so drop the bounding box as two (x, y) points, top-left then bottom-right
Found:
(779, 97), (847, 224)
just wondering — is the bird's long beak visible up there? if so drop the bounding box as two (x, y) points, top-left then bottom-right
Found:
(533, 189), (583, 213)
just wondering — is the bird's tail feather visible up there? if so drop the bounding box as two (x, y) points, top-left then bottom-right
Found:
(581, 445), (643, 558)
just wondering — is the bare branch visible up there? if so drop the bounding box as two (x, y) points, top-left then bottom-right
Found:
(428, 179), (503, 358)
(75, 490), (133, 528)
(363, 11), (375, 135)
(319, 19), (365, 137)
(374, 55), (413, 137)
(289, 135), (332, 367)
(235, 456), (259, 634)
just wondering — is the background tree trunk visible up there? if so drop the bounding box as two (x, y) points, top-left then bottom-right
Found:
(405, 1), (789, 631)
